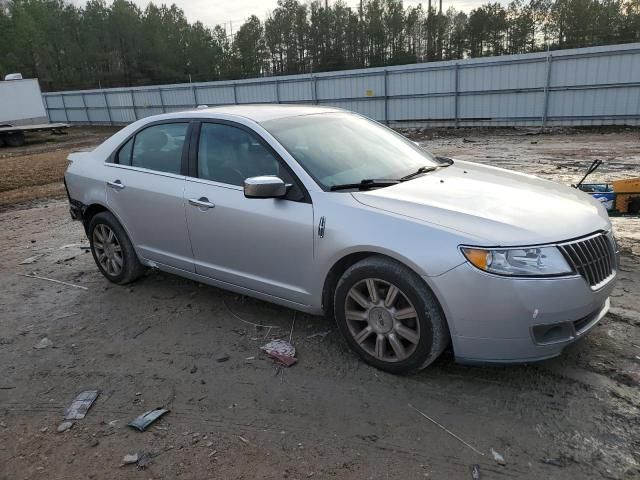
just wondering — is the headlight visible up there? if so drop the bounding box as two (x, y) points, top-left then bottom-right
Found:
(461, 246), (573, 277)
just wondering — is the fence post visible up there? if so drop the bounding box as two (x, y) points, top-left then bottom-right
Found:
(158, 89), (166, 113)
(130, 89), (138, 120)
(275, 79), (280, 104)
(103, 92), (113, 126)
(542, 53), (553, 128)
(129, 90), (138, 120)
(192, 85), (198, 106)
(232, 82), (238, 104)
(60, 94), (70, 123)
(81, 93), (91, 125)
(42, 95), (51, 122)
(383, 70), (389, 125)
(454, 63), (460, 128)
(312, 75), (318, 105)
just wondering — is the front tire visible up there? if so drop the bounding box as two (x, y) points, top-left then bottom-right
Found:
(334, 256), (449, 374)
(88, 212), (145, 285)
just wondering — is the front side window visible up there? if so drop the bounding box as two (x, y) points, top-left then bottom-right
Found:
(197, 123), (305, 201)
(263, 113), (437, 190)
(197, 123), (281, 186)
(128, 123), (188, 174)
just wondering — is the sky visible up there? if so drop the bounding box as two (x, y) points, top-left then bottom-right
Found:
(70, 0), (489, 30)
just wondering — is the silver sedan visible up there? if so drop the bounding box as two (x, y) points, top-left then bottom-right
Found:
(64, 105), (618, 373)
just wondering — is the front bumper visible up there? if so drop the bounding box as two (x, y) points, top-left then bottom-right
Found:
(426, 262), (616, 364)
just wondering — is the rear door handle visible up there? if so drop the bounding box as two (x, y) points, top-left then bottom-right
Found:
(107, 180), (125, 190)
(188, 197), (215, 209)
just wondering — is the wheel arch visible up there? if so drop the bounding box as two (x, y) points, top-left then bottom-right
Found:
(82, 203), (109, 233)
(82, 203), (139, 256)
(321, 248), (445, 319)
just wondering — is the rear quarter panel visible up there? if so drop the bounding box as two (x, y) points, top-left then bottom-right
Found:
(65, 151), (107, 210)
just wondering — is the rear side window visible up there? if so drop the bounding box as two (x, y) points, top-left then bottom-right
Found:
(128, 123), (189, 174)
(117, 138), (133, 165)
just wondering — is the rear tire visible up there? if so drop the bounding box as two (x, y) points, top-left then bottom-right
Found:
(334, 256), (449, 374)
(88, 211), (145, 285)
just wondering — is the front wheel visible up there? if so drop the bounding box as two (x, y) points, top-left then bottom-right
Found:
(88, 211), (145, 285)
(334, 256), (449, 374)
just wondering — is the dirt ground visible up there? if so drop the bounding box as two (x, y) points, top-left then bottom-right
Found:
(0, 128), (117, 208)
(1, 127), (639, 480)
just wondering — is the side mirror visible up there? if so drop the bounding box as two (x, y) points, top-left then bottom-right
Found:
(244, 176), (287, 199)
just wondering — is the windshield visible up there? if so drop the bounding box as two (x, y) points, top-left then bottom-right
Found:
(262, 112), (437, 190)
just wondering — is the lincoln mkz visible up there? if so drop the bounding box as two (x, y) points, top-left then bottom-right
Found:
(64, 106), (618, 373)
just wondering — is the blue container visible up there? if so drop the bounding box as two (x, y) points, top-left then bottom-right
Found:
(591, 192), (615, 211)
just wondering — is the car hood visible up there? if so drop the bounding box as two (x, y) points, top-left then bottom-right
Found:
(352, 160), (611, 245)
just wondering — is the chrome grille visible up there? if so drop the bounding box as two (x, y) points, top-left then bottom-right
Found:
(558, 233), (616, 288)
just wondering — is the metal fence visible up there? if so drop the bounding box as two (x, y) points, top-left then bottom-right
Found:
(43, 42), (640, 128)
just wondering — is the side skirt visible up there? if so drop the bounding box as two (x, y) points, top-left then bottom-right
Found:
(146, 260), (325, 316)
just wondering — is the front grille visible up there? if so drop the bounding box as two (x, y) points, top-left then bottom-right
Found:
(558, 233), (616, 288)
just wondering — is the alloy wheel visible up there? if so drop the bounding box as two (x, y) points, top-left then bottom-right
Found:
(344, 278), (420, 362)
(92, 224), (124, 276)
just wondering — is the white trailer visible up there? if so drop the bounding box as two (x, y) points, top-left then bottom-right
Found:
(0, 75), (68, 147)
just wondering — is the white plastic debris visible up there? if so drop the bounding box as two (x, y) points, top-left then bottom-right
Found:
(19, 255), (42, 265)
(122, 453), (139, 465)
(57, 421), (73, 433)
(491, 448), (506, 465)
(33, 337), (53, 349)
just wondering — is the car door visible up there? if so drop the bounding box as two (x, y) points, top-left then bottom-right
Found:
(106, 121), (194, 272)
(183, 121), (314, 305)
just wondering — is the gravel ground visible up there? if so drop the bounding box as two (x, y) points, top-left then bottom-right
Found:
(0, 128), (639, 480)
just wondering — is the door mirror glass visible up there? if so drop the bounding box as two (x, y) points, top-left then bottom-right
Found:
(244, 176), (287, 199)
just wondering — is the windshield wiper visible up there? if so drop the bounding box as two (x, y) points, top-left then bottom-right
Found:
(329, 179), (400, 191)
(399, 165), (439, 181)
(435, 156), (454, 166)
(399, 158), (454, 182)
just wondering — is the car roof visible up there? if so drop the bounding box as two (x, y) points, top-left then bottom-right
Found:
(178, 104), (346, 124)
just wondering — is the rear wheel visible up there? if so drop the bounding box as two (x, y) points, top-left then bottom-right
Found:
(334, 256), (449, 374)
(88, 212), (145, 284)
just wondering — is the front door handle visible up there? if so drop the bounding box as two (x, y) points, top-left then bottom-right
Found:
(107, 180), (125, 190)
(188, 197), (215, 209)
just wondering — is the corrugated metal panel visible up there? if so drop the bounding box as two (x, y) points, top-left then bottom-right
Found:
(133, 90), (161, 107)
(278, 79), (313, 102)
(160, 87), (194, 106)
(316, 74), (385, 100)
(106, 92), (133, 107)
(389, 96), (454, 120)
(109, 108), (136, 123)
(66, 108), (88, 122)
(237, 83), (277, 103)
(45, 95), (64, 109)
(389, 68), (453, 95)
(84, 93), (106, 107)
(460, 91), (543, 119)
(63, 94), (85, 108)
(459, 60), (545, 91)
(196, 85), (234, 105)
(41, 42), (640, 127)
(87, 109), (110, 123)
(321, 98), (385, 120)
(48, 109), (67, 122)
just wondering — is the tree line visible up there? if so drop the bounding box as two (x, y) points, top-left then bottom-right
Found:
(1, 0), (639, 91)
